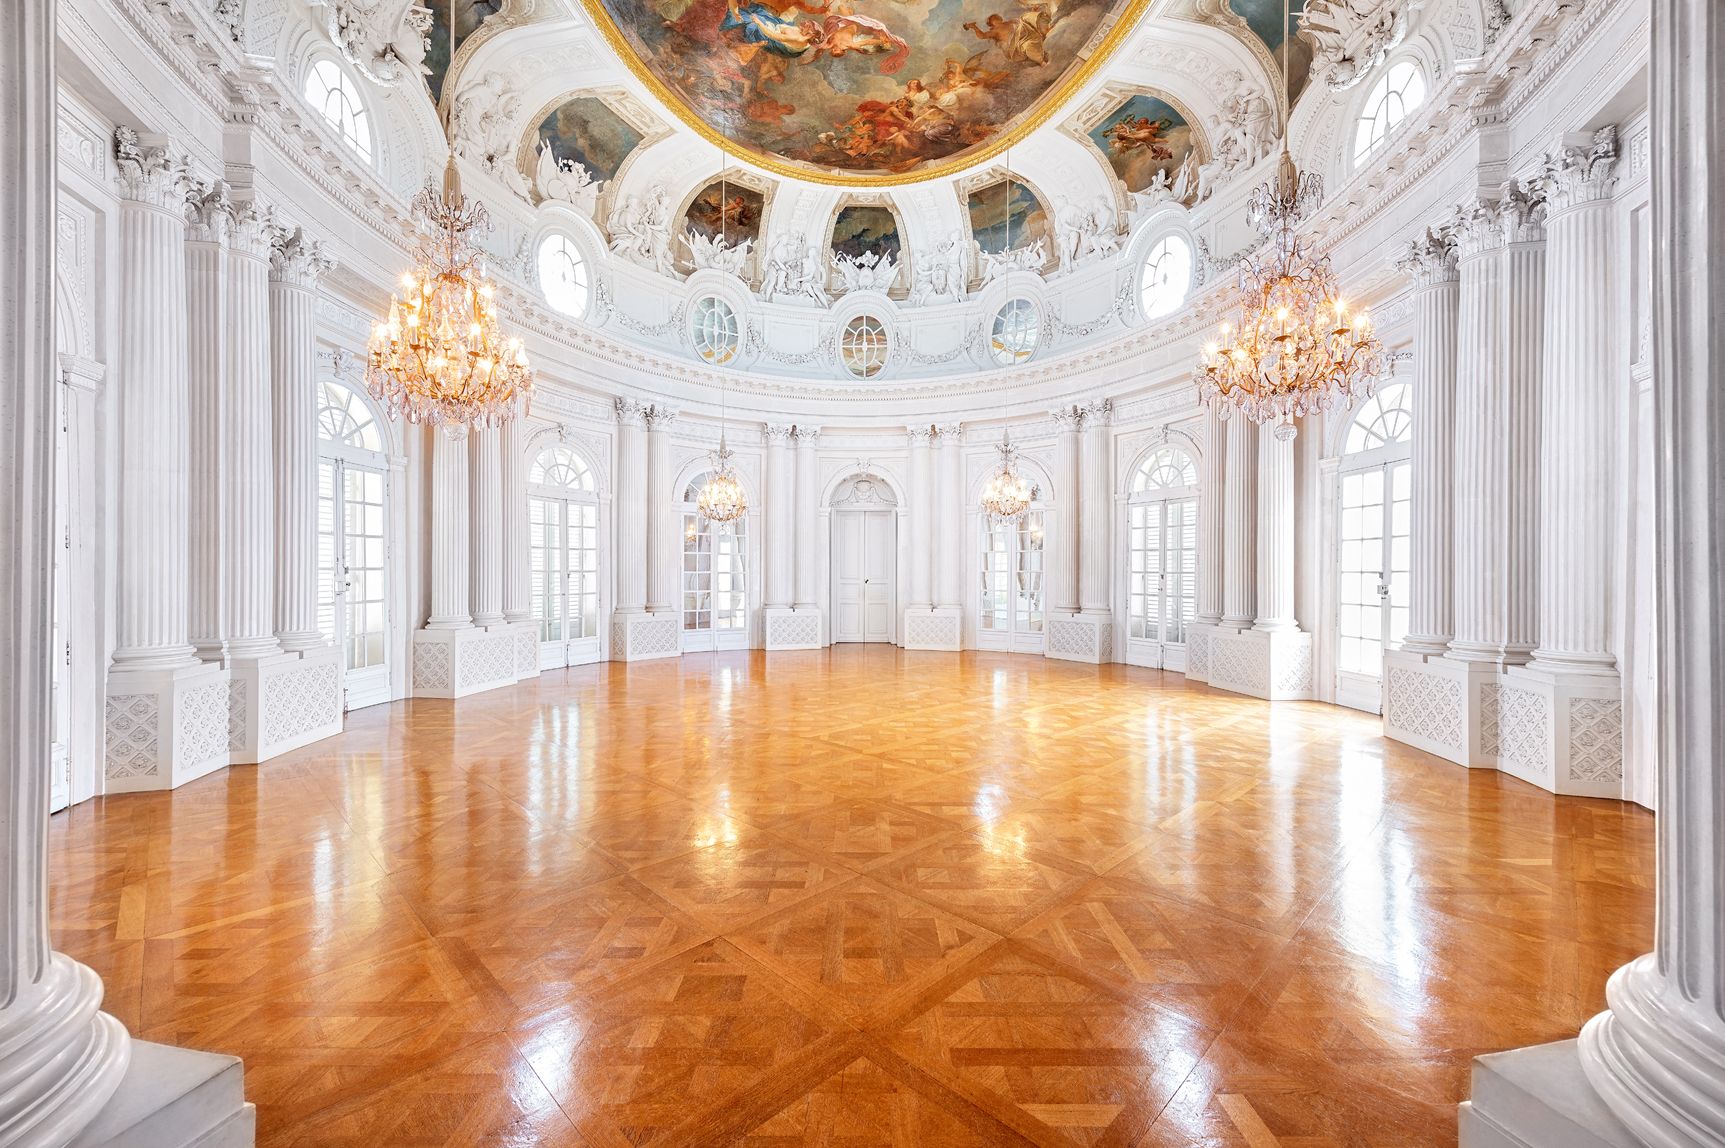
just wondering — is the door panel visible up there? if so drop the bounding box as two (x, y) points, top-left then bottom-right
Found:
(834, 510), (895, 643)
(1335, 460), (1412, 714)
(1126, 497), (1197, 669)
(862, 512), (895, 642)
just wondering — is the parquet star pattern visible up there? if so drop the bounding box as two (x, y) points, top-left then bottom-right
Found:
(48, 647), (1655, 1146)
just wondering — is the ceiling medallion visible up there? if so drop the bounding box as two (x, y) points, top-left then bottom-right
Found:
(574, 0), (1155, 186)
(980, 429), (1033, 521)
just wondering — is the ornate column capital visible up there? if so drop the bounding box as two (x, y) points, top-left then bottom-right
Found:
(764, 423), (795, 445)
(229, 197), (274, 259)
(269, 226), (334, 286)
(1541, 125), (1620, 213)
(1080, 398), (1113, 427)
(1451, 179), (1547, 257)
(644, 404), (678, 430)
(114, 125), (191, 209)
(185, 180), (232, 245)
(1397, 226), (1459, 288)
(906, 425), (935, 446)
(792, 425), (821, 446)
(1050, 406), (1082, 433)
(934, 422), (963, 441)
(614, 396), (648, 427)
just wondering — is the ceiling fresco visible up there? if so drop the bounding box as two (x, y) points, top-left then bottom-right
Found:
(576, 0), (1156, 184)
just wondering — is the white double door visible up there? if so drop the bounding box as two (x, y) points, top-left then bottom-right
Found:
(317, 458), (391, 710)
(831, 509), (896, 643)
(1335, 458), (1411, 713)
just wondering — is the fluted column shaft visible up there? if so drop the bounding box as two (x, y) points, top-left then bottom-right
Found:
(500, 412), (530, 623)
(112, 141), (198, 668)
(763, 425), (793, 609)
(793, 427), (821, 609)
(936, 424), (964, 609)
(427, 427), (472, 628)
(613, 399), (648, 614)
(1398, 232), (1460, 655)
(1532, 133), (1620, 673)
(185, 192), (228, 661)
(224, 204), (280, 658)
(2, 23), (131, 1140)
(1253, 421), (1297, 631)
(1577, 13), (1725, 1138)
(1049, 409), (1081, 614)
(1079, 400), (1112, 613)
(1195, 406), (1226, 625)
(906, 427), (933, 610)
(645, 407), (678, 614)
(1220, 415), (1258, 628)
(469, 427), (505, 626)
(270, 229), (332, 651)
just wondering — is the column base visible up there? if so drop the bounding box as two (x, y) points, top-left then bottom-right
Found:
(1458, 1039), (1637, 1148)
(1208, 627), (1312, 699)
(1046, 610), (1113, 664)
(226, 648), (343, 766)
(413, 624), (533, 698)
(1185, 622), (1219, 683)
(105, 662), (232, 793)
(609, 611), (681, 662)
(903, 607), (962, 651)
(764, 607), (823, 650)
(68, 1039), (254, 1148)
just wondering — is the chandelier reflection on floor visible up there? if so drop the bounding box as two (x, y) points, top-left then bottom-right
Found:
(980, 429), (1033, 522)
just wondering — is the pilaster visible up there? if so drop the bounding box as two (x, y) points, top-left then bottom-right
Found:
(1220, 413), (1257, 629)
(905, 425), (933, 612)
(644, 405), (678, 615)
(1397, 226), (1460, 657)
(792, 426), (822, 619)
(935, 423), (964, 609)
(185, 182), (230, 662)
(500, 409), (531, 625)
(1048, 407), (1082, 616)
(426, 425), (472, 630)
(222, 199), (280, 663)
(1253, 420), (1298, 632)
(763, 424), (794, 611)
(612, 397), (648, 617)
(469, 426), (505, 626)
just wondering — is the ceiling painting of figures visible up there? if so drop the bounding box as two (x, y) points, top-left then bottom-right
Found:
(426, 0), (506, 103)
(1087, 93), (1199, 195)
(575, 0), (1156, 184)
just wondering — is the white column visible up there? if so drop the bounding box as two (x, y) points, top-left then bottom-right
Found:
(1397, 228), (1460, 656)
(1501, 203), (1544, 666)
(1194, 406), (1226, 626)
(224, 201), (280, 658)
(612, 398), (648, 615)
(427, 426), (472, 629)
(1, 12), (132, 1137)
(936, 423), (964, 609)
(763, 424), (793, 610)
(1220, 414), (1257, 629)
(500, 410), (530, 624)
(1253, 420), (1297, 631)
(906, 426), (933, 610)
(469, 426), (504, 626)
(1078, 399), (1112, 614)
(185, 185), (229, 661)
(1576, 7), (1725, 1137)
(645, 406), (678, 615)
(793, 426), (821, 609)
(110, 133), (198, 669)
(1530, 128), (1619, 674)
(269, 227), (333, 651)
(1049, 408), (1081, 615)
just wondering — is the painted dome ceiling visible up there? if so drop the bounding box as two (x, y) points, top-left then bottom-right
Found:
(574, 0), (1155, 184)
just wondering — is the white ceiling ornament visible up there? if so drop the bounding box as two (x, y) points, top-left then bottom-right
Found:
(315, 0), (433, 86)
(1300, 0), (1416, 91)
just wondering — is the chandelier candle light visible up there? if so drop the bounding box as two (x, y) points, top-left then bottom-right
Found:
(980, 428), (1033, 521)
(365, 1), (533, 427)
(1195, 0), (1384, 423)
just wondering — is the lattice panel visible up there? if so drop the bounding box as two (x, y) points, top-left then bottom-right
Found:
(414, 642), (451, 691)
(179, 680), (233, 770)
(515, 629), (538, 675)
(1046, 619), (1095, 658)
(1497, 685), (1550, 777)
(1385, 666), (1463, 752)
(768, 613), (821, 648)
(633, 617), (682, 657)
(459, 633), (519, 689)
(261, 661), (341, 746)
(905, 613), (959, 648)
(1274, 642), (1313, 695)
(1568, 697), (1624, 783)
(1209, 635), (1268, 695)
(105, 694), (159, 778)
(1479, 681), (1501, 757)
(227, 678), (248, 753)
(1186, 630), (1209, 678)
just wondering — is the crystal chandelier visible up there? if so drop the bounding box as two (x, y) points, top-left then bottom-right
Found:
(696, 338), (747, 525)
(980, 429), (1033, 522)
(365, 3), (533, 427)
(1194, 0), (1384, 423)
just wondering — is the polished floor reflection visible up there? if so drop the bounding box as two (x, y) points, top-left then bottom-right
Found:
(49, 648), (1655, 1146)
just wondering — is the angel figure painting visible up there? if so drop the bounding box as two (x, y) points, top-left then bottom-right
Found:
(531, 97), (644, 185)
(581, 0), (1151, 181)
(1087, 93), (1198, 193)
(967, 178), (1051, 256)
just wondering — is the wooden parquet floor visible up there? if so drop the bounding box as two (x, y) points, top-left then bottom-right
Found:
(48, 648), (1656, 1147)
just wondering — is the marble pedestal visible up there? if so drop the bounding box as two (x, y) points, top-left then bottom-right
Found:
(226, 648), (343, 765)
(610, 611), (682, 662)
(412, 623), (531, 698)
(764, 607), (823, 650)
(1207, 628), (1313, 700)
(104, 662), (232, 793)
(68, 1040), (255, 1148)
(1045, 610), (1112, 664)
(1458, 1039), (1638, 1148)
(903, 607), (962, 651)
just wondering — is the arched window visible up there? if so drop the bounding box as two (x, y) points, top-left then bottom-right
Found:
(691, 296), (740, 365)
(529, 444), (602, 668)
(305, 60), (372, 163)
(538, 234), (590, 318)
(990, 299), (1040, 366)
(1141, 235), (1193, 320)
(1126, 445), (1197, 665)
(681, 472), (749, 649)
(315, 381), (391, 706)
(978, 499), (1046, 652)
(840, 314), (888, 379)
(1353, 61), (1427, 164)
(1335, 380), (1413, 709)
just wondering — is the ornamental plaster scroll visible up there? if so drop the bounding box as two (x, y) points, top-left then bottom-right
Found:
(1299, 0), (1416, 92)
(312, 0), (433, 86)
(831, 251), (900, 295)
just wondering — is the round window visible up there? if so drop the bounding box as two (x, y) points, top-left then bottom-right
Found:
(990, 299), (1040, 366)
(537, 234), (590, 318)
(691, 295), (740, 365)
(840, 314), (889, 379)
(1140, 235), (1193, 320)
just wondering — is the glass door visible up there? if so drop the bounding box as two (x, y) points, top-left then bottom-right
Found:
(978, 510), (1045, 652)
(681, 508), (749, 652)
(531, 494), (601, 668)
(316, 458), (390, 709)
(1336, 459), (1411, 712)
(1126, 496), (1197, 669)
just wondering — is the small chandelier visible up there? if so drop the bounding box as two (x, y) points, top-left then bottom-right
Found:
(1194, 0), (1384, 423)
(365, 3), (532, 427)
(980, 429), (1033, 522)
(696, 344), (747, 525)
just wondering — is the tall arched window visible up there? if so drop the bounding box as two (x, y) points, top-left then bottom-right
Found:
(681, 473), (749, 650)
(1353, 61), (1426, 164)
(978, 488), (1046, 653)
(529, 444), (602, 668)
(1125, 444), (1198, 669)
(537, 234), (590, 318)
(316, 380), (391, 708)
(305, 60), (373, 163)
(1140, 235), (1193, 320)
(1335, 382), (1413, 711)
